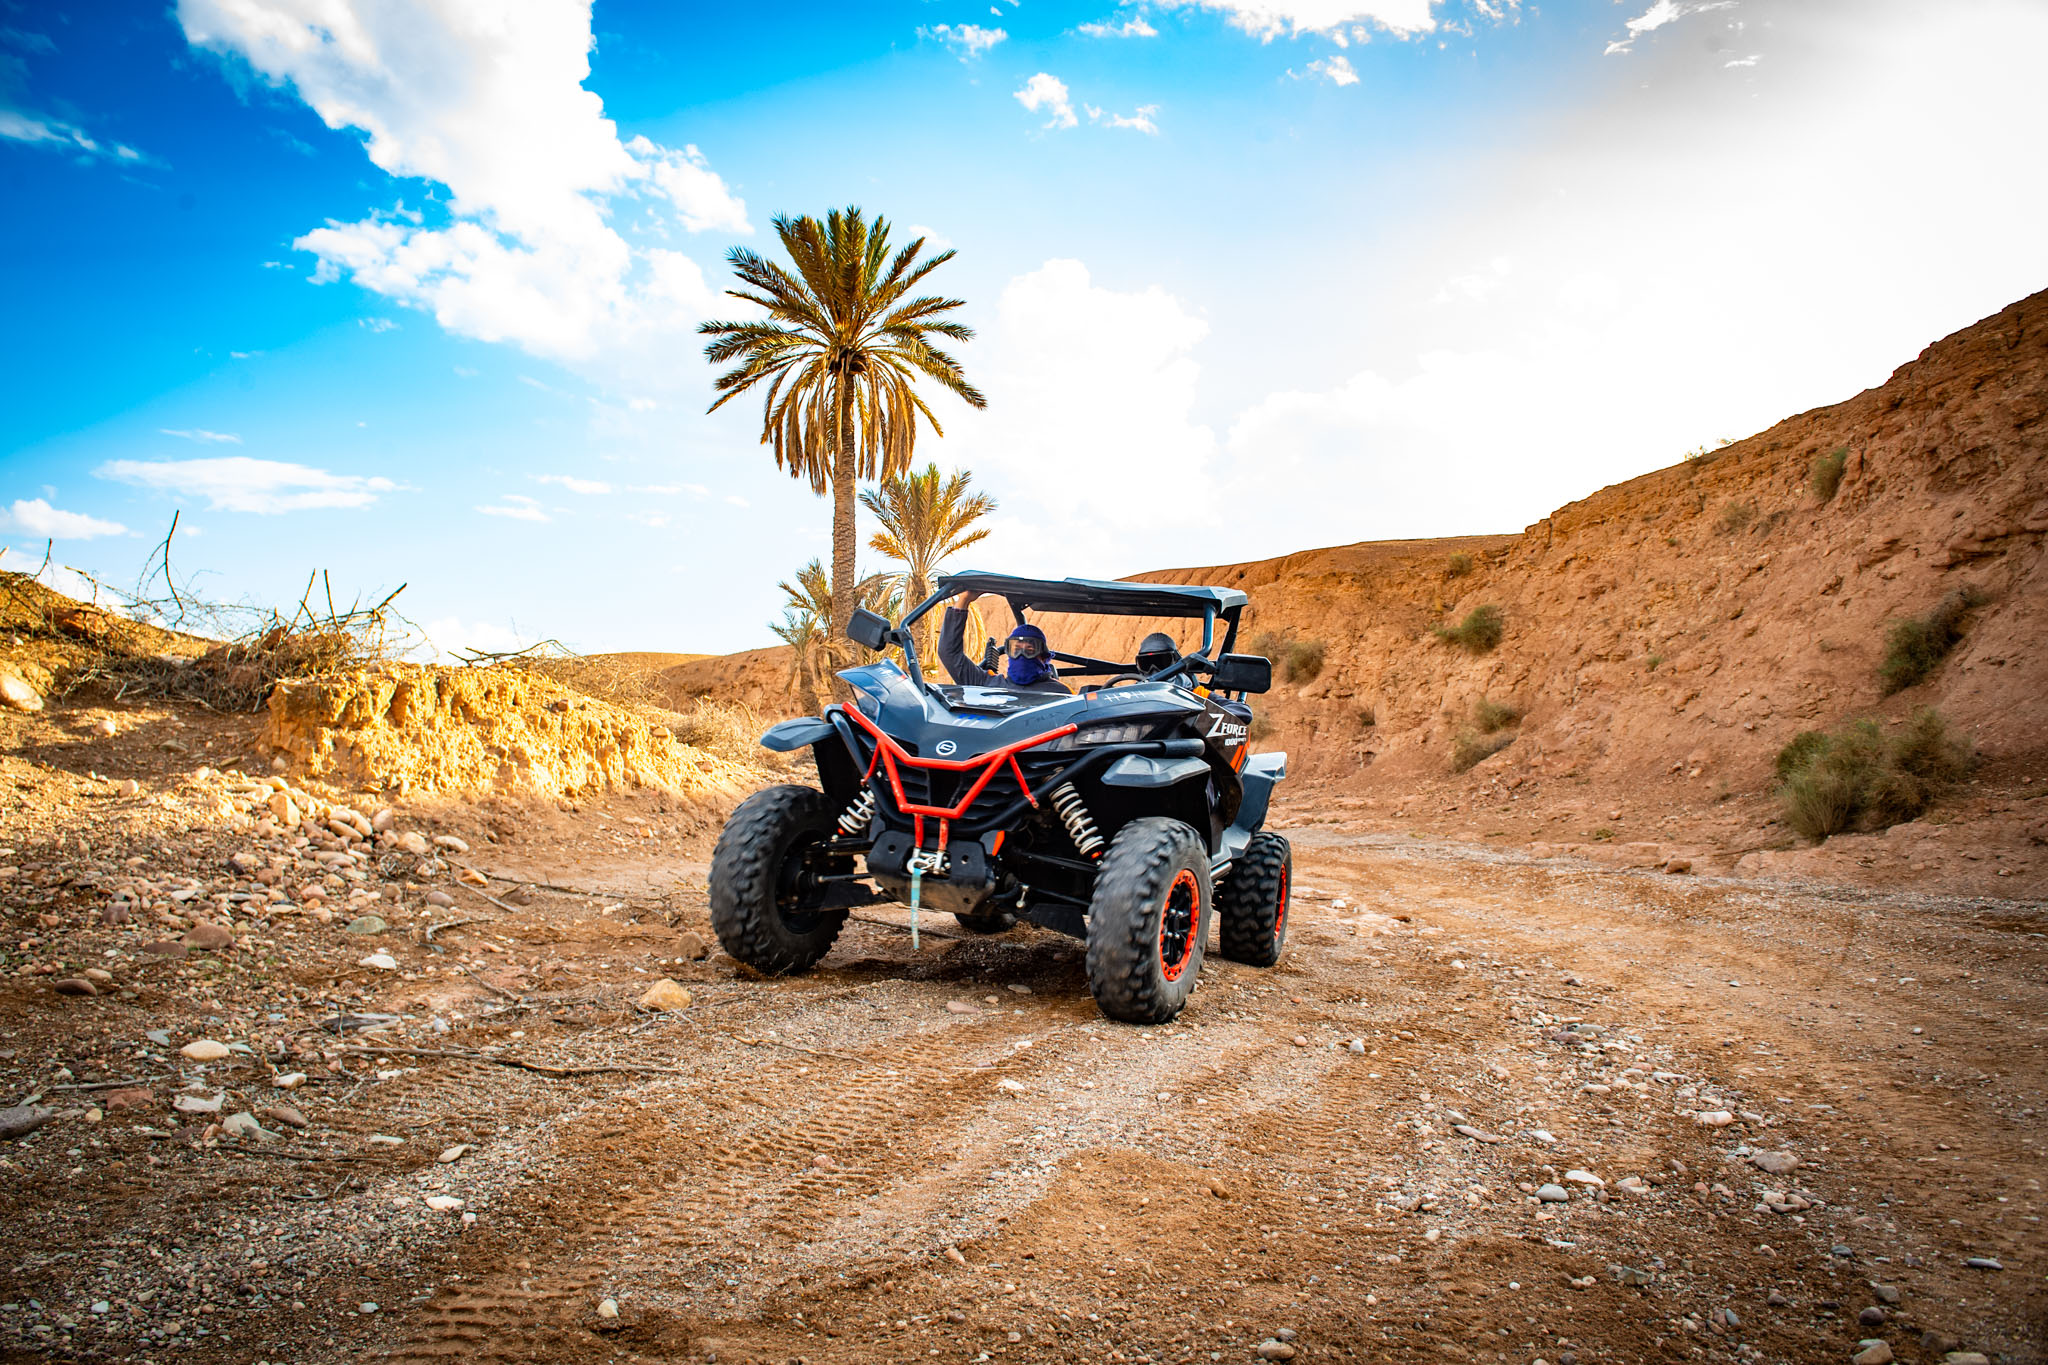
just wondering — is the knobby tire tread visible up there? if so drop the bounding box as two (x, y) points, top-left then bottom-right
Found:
(1085, 817), (1210, 1025)
(708, 784), (846, 976)
(1217, 830), (1290, 967)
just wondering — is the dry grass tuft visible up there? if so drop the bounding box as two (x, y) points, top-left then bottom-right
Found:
(1878, 587), (1988, 695)
(1775, 708), (1973, 841)
(1433, 604), (1504, 654)
(1809, 446), (1849, 502)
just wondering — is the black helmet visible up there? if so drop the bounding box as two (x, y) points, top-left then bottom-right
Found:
(1135, 631), (1180, 676)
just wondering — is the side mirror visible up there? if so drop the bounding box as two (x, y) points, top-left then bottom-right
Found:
(1210, 653), (1272, 695)
(846, 608), (892, 652)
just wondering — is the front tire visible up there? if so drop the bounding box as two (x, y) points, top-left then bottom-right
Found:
(1217, 831), (1290, 967)
(1085, 817), (1212, 1025)
(708, 785), (849, 975)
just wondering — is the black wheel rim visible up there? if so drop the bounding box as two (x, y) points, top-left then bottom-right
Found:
(773, 828), (836, 932)
(1159, 869), (1200, 982)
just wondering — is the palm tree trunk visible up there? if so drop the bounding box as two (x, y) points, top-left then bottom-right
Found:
(828, 373), (857, 698)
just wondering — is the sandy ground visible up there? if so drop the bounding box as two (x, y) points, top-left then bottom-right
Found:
(2, 704), (2044, 1365)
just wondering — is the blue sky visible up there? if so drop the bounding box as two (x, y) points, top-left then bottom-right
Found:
(4, 0), (2045, 655)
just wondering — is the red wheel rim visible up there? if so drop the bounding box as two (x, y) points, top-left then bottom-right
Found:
(1159, 869), (1200, 982)
(1273, 861), (1289, 946)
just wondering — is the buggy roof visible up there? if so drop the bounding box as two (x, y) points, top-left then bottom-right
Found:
(935, 570), (1247, 618)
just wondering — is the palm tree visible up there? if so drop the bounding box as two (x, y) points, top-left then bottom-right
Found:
(701, 207), (986, 655)
(771, 558), (901, 710)
(861, 463), (997, 661)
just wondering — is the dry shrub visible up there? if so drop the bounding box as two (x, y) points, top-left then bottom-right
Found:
(666, 697), (779, 767)
(1879, 587), (1987, 695)
(1281, 639), (1326, 683)
(1248, 713), (1278, 742)
(1810, 446), (1849, 502)
(1717, 501), (1756, 534)
(1434, 604), (1504, 654)
(1445, 553), (1474, 579)
(1776, 708), (1973, 841)
(1452, 728), (1515, 772)
(1472, 697), (1521, 733)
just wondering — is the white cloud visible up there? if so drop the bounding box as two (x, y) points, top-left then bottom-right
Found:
(416, 616), (533, 660)
(1, 499), (130, 540)
(920, 23), (1008, 59)
(1088, 103), (1162, 134)
(0, 108), (147, 163)
(476, 494), (549, 522)
(160, 428), (241, 444)
(1604, 0), (1735, 55)
(1078, 15), (1159, 36)
(636, 483), (710, 497)
(97, 457), (398, 513)
(1014, 73), (1078, 130)
(942, 259), (1217, 567)
(1159, 0), (1439, 41)
(535, 474), (611, 495)
(908, 224), (955, 252)
(1303, 55), (1359, 85)
(178, 0), (744, 365)
(1725, 53), (1760, 68)
(724, 494), (750, 508)
(358, 316), (397, 332)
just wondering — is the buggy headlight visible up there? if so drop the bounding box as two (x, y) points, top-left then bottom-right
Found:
(1043, 721), (1155, 751)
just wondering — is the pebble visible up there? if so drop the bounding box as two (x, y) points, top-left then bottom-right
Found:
(182, 923), (235, 952)
(996, 1078), (1026, 1093)
(676, 930), (710, 960)
(1536, 1184), (1570, 1203)
(173, 1092), (224, 1114)
(358, 952), (399, 971)
(180, 1039), (232, 1061)
(1942, 1354), (1991, 1365)
(1750, 1149), (1800, 1175)
(259, 1104), (308, 1129)
(425, 889), (456, 907)
(1256, 1342), (1297, 1362)
(439, 1143), (474, 1163)
(434, 834), (471, 853)
(399, 832), (431, 855)
(52, 977), (98, 997)
(1528, 1129), (1556, 1144)
(344, 914), (389, 936)
(1292, 1035), (1309, 1047)
(368, 1134), (404, 1146)
(222, 1111), (272, 1140)
(1455, 1124), (1504, 1144)
(359, 1302), (379, 1315)
(637, 979), (693, 1011)
(1564, 1169), (1604, 1187)
(944, 1247), (967, 1265)
(1852, 1341), (1893, 1365)
(275, 1072), (307, 1090)
(945, 1000), (978, 1014)
(425, 1195), (464, 1212)
(1005, 983), (1032, 994)
(103, 1087), (154, 1112)
(597, 1297), (619, 1319)
(1868, 1283), (1900, 1305)
(1347, 1039), (1365, 1054)
(114, 778), (141, 798)
(1694, 1110), (1735, 1127)
(1962, 1257), (2003, 1271)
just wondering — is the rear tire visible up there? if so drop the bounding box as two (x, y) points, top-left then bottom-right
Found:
(1217, 831), (1290, 967)
(708, 785), (849, 975)
(1084, 817), (1211, 1025)
(953, 910), (1016, 934)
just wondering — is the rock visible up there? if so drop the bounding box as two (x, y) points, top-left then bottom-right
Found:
(0, 1103), (54, 1140)
(267, 791), (300, 826)
(945, 1000), (978, 1014)
(438, 1143), (473, 1164)
(275, 1072), (307, 1090)
(1528, 1129), (1556, 1144)
(1536, 1184), (1570, 1203)
(1257, 1343), (1297, 1362)
(344, 914), (389, 936)
(1347, 1038), (1365, 1054)
(676, 930), (710, 961)
(425, 889), (455, 907)
(259, 1104), (308, 1129)
(1852, 1342), (1893, 1365)
(140, 939), (188, 959)
(434, 834), (471, 854)
(944, 1246), (967, 1265)
(1662, 857), (1692, 874)
(52, 977), (98, 997)
(1942, 1354), (1992, 1365)
(114, 778), (141, 798)
(1564, 1169), (1605, 1187)
(103, 1087), (154, 1112)
(596, 1297), (619, 1320)
(1292, 1034), (1309, 1047)
(1610, 1264), (1653, 1287)
(996, 1078), (1026, 1093)
(0, 668), (45, 713)
(1767, 1290), (1791, 1307)
(812, 1154), (837, 1171)
(182, 922), (235, 952)
(95, 717), (119, 737)
(1868, 1283), (1900, 1305)
(222, 1111), (273, 1140)
(372, 806), (395, 832)
(1454, 1125), (1504, 1143)
(358, 952), (398, 970)
(424, 1194), (464, 1212)
(181, 1039), (233, 1061)
(1751, 1149), (1800, 1175)
(1694, 1110), (1735, 1127)
(1203, 1177), (1231, 1200)
(173, 1092), (224, 1114)
(637, 979), (692, 1011)
(1005, 983), (1032, 995)
(1962, 1257), (2003, 1271)
(1860, 1306), (1888, 1325)
(399, 832), (431, 855)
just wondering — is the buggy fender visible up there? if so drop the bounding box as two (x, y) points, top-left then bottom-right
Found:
(1231, 751), (1288, 834)
(760, 717), (836, 752)
(1101, 754), (1211, 789)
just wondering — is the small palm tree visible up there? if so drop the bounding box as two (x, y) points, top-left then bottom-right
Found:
(771, 558), (901, 709)
(861, 463), (997, 660)
(702, 207), (986, 654)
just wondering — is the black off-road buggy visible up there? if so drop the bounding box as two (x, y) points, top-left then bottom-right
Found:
(707, 572), (1291, 1024)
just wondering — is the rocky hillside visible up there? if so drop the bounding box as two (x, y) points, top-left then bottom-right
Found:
(677, 291), (2048, 792)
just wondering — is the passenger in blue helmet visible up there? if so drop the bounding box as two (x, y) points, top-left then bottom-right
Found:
(938, 591), (1073, 694)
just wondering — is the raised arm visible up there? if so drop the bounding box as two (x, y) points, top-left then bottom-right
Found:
(937, 593), (996, 687)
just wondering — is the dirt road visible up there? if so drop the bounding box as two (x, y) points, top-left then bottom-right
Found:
(3, 782), (2043, 1365)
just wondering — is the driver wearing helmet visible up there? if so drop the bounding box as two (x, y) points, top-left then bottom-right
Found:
(939, 592), (1073, 694)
